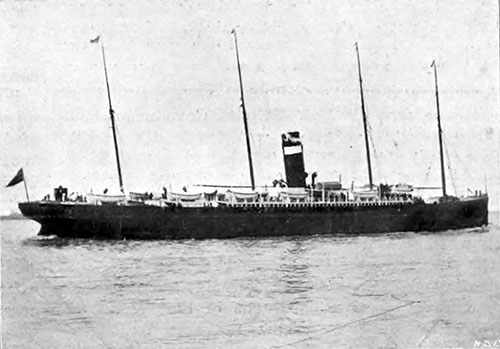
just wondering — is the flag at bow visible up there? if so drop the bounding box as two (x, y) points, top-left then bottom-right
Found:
(90, 35), (100, 44)
(6, 168), (24, 187)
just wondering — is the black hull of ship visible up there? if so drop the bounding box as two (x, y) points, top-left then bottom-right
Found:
(18, 195), (489, 240)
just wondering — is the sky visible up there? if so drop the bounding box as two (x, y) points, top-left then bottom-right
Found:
(1, 0), (499, 214)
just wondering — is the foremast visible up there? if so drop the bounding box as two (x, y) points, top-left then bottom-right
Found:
(231, 28), (256, 191)
(431, 60), (447, 198)
(355, 43), (374, 189)
(101, 45), (125, 194)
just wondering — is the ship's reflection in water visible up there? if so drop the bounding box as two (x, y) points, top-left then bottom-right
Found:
(274, 241), (314, 336)
(277, 242), (312, 297)
(23, 235), (143, 249)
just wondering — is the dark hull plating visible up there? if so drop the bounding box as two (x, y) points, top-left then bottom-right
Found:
(19, 195), (489, 239)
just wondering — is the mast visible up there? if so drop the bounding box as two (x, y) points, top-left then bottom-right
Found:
(101, 45), (124, 194)
(231, 28), (255, 190)
(431, 60), (447, 198)
(355, 43), (373, 188)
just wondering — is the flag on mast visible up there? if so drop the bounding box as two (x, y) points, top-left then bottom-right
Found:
(6, 168), (24, 187)
(90, 35), (100, 44)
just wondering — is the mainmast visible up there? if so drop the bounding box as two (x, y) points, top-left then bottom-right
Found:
(231, 28), (255, 190)
(431, 60), (447, 198)
(101, 45), (124, 194)
(355, 43), (373, 188)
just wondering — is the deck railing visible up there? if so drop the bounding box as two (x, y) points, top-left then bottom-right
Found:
(37, 191), (487, 208)
(216, 198), (414, 208)
(157, 195), (416, 208)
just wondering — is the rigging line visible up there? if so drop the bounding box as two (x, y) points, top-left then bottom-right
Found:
(365, 116), (377, 150)
(365, 118), (383, 181)
(444, 144), (457, 195)
(442, 131), (474, 182)
(368, 131), (383, 182)
(366, 125), (377, 160)
(269, 300), (420, 349)
(441, 134), (458, 194)
(115, 123), (127, 176)
(440, 132), (456, 193)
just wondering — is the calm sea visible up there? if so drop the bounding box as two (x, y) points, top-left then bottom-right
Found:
(2, 216), (499, 349)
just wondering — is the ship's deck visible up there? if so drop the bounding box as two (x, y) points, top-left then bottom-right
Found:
(32, 193), (488, 210)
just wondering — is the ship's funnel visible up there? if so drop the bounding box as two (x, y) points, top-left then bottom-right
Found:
(281, 131), (307, 188)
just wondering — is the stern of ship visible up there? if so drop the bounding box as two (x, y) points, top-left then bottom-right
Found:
(417, 194), (489, 231)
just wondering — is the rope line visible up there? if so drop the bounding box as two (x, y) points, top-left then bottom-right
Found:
(441, 132), (459, 194)
(443, 132), (474, 184)
(365, 117), (384, 181)
(269, 300), (420, 348)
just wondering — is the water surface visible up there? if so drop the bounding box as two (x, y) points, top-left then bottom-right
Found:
(2, 217), (499, 348)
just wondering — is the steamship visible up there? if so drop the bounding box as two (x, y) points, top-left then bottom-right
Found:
(16, 36), (488, 239)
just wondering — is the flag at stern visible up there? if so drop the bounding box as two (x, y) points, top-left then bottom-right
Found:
(6, 168), (24, 187)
